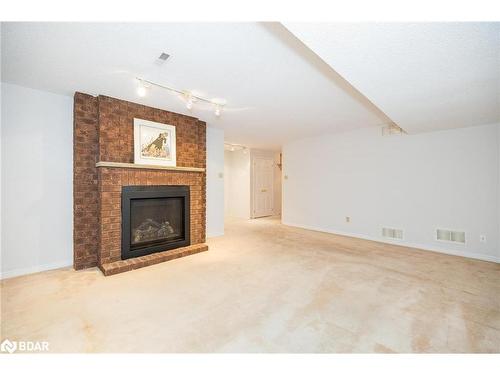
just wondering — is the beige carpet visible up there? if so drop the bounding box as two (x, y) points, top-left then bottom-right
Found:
(1, 217), (499, 353)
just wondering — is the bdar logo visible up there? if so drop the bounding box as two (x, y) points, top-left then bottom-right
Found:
(1, 339), (17, 354)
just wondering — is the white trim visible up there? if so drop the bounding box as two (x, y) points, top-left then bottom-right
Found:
(282, 221), (500, 264)
(0, 261), (73, 280)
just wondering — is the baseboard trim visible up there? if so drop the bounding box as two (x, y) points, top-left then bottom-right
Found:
(0, 260), (73, 280)
(207, 230), (225, 238)
(282, 221), (500, 264)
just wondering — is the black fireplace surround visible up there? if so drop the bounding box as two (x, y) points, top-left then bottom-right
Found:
(121, 185), (190, 260)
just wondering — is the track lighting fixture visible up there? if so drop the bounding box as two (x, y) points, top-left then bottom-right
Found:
(135, 77), (226, 117)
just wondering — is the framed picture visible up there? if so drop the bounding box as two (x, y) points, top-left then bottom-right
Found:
(133, 118), (176, 167)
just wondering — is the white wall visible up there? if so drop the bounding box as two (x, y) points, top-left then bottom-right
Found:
(1, 83), (74, 278)
(224, 149), (251, 219)
(499, 125), (500, 258)
(224, 150), (231, 217)
(283, 124), (500, 263)
(206, 127), (224, 237)
(273, 152), (282, 216)
(0, 82), (2, 275)
(0, 82), (2, 272)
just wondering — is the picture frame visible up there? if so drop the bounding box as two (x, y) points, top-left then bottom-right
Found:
(133, 118), (176, 167)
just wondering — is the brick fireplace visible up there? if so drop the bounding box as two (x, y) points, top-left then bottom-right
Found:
(73, 93), (208, 275)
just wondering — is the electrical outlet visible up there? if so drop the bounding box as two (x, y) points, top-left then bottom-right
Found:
(218, 172), (224, 178)
(284, 175), (288, 180)
(480, 235), (487, 243)
(345, 216), (350, 223)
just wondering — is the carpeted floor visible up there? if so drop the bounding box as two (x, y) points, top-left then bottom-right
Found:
(1, 217), (499, 352)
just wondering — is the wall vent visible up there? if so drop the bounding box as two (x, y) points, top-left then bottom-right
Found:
(155, 52), (170, 65)
(381, 123), (405, 136)
(382, 227), (403, 240)
(436, 229), (465, 244)
(158, 52), (170, 61)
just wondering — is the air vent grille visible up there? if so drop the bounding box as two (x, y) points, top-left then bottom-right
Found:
(381, 123), (404, 136)
(437, 229), (465, 244)
(158, 52), (170, 61)
(382, 227), (403, 240)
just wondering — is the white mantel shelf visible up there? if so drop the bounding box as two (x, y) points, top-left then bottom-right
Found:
(96, 161), (205, 172)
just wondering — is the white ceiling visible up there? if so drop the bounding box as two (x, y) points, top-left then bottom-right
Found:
(284, 22), (500, 134)
(1, 22), (390, 150)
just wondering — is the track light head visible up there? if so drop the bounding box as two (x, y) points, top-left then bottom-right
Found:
(137, 80), (148, 97)
(137, 86), (147, 97)
(214, 104), (222, 117)
(184, 93), (194, 110)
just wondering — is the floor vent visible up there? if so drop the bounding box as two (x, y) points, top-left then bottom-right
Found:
(436, 229), (465, 244)
(382, 227), (404, 240)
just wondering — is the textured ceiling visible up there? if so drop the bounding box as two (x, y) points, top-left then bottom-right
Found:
(285, 22), (500, 134)
(1, 22), (390, 150)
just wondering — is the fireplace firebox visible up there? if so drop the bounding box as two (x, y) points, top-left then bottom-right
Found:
(121, 185), (190, 260)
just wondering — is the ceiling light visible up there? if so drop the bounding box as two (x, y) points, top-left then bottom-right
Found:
(137, 80), (148, 97)
(186, 95), (193, 110)
(214, 104), (222, 117)
(137, 86), (147, 97)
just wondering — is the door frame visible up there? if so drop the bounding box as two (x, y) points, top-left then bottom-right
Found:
(251, 153), (275, 218)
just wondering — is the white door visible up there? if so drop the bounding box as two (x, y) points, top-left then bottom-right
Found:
(252, 157), (274, 218)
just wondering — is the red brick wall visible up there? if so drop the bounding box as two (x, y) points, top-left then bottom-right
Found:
(74, 93), (207, 270)
(98, 169), (205, 264)
(98, 95), (206, 167)
(73, 93), (99, 269)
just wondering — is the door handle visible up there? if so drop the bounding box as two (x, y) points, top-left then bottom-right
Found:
(261, 189), (267, 192)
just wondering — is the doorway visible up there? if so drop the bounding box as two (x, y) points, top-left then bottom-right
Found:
(224, 146), (281, 221)
(252, 155), (274, 218)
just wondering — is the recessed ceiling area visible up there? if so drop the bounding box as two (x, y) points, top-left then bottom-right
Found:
(284, 22), (500, 134)
(1, 22), (391, 150)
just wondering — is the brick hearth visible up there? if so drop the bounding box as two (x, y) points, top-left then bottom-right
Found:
(73, 93), (207, 274)
(100, 243), (208, 276)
